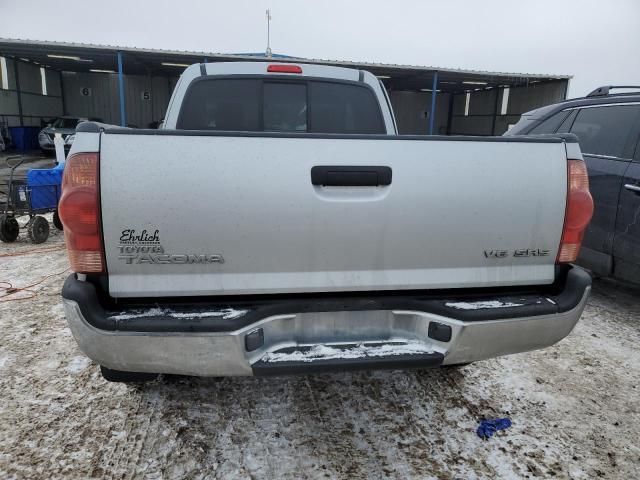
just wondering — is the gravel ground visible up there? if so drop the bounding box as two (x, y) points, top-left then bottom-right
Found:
(1, 225), (639, 479)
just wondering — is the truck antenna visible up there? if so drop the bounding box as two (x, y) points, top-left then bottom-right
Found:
(265, 9), (272, 58)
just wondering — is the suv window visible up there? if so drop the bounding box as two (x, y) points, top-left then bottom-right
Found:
(177, 78), (385, 134)
(528, 110), (571, 134)
(556, 110), (578, 133)
(569, 105), (640, 158)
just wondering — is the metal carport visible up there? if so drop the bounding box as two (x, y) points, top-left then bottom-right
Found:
(0, 38), (571, 138)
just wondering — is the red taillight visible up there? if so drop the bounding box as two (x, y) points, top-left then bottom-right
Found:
(557, 159), (594, 263)
(267, 64), (302, 74)
(58, 152), (104, 273)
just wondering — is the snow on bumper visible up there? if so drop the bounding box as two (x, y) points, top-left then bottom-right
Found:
(62, 285), (590, 377)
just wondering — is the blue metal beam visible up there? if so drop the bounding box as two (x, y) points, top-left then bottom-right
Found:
(429, 71), (438, 135)
(117, 51), (126, 127)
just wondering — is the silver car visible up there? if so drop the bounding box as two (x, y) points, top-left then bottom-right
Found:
(38, 116), (102, 154)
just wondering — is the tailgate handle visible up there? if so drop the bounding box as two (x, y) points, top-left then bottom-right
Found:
(311, 166), (392, 187)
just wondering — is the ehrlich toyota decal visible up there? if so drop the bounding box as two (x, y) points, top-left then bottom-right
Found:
(117, 228), (224, 265)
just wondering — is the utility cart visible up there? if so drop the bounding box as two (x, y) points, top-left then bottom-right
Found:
(0, 156), (63, 244)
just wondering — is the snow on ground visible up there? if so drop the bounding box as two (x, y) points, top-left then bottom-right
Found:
(1, 229), (639, 479)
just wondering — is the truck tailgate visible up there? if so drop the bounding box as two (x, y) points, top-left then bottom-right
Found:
(100, 133), (567, 298)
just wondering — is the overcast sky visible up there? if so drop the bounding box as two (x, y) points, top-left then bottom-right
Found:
(1, 0), (638, 97)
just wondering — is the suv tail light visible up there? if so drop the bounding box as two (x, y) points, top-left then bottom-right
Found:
(557, 159), (594, 263)
(58, 152), (104, 273)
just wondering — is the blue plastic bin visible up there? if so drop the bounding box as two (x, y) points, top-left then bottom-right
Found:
(27, 167), (63, 211)
(9, 127), (41, 152)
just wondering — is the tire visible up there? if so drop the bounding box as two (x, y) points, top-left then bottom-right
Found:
(53, 210), (63, 231)
(27, 216), (50, 244)
(100, 366), (159, 383)
(0, 215), (19, 243)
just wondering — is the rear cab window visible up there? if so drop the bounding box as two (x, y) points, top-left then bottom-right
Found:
(263, 82), (307, 132)
(177, 79), (261, 131)
(177, 77), (385, 134)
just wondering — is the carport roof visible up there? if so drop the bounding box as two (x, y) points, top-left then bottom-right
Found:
(0, 38), (571, 93)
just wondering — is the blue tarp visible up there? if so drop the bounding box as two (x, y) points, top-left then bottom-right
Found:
(476, 418), (512, 440)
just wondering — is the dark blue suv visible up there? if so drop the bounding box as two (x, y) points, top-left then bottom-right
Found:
(507, 86), (640, 285)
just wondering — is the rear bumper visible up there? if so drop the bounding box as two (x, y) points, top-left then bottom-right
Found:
(61, 267), (591, 376)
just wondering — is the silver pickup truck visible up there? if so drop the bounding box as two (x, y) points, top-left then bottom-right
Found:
(59, 62), (594, 382)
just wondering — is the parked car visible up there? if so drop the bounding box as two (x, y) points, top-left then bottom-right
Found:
(506, 86), (640, 285)
(60, 62), (593, 382)
(38, 116), (102, 154)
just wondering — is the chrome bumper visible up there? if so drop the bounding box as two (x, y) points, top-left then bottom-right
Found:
(63, 286), (590, 377)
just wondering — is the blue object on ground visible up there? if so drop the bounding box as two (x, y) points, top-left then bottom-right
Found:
(476, 418), (512, 439)
(8, 127), (41, 152)
(26, 167), (63, 211)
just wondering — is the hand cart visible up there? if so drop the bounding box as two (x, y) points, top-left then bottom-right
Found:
(0, 156), (63, 244)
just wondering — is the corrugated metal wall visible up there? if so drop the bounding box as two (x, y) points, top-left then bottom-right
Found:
(0, 57), (64, 127)
(0, 57), (20, 126)
(450, 80), (567, 135)
(0, 58), (179, 129)
(389, 91), (451, 135)
(62, 72), (178, 127)
(1, 56), (568, 136)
